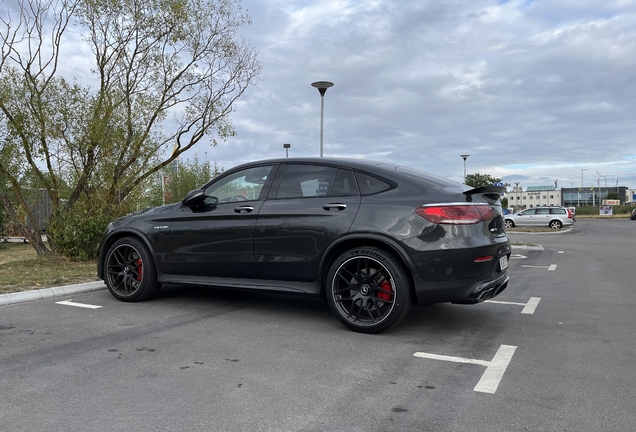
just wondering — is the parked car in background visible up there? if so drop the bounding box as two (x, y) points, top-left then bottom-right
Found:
(630, 209), (636, 220)
(98, 157), (511, 334)
(504, 206), (573, 229)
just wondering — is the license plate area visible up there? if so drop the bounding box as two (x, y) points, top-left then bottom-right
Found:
(499, 256), (509, 271)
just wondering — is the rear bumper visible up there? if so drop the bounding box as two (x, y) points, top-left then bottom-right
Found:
(411, 270), (510, 305)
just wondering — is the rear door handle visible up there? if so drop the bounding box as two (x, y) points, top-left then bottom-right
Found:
(323, 203), (347, 211)
(234, 206), (254, 214)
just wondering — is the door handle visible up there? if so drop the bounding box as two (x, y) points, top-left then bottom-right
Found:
(234, 206), (254, 214)
(323, 203), (347, 211)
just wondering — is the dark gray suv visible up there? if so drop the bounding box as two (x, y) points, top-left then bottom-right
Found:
(98, 158), (511, 333)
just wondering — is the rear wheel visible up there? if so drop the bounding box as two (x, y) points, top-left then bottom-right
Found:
(549, 220), (563, 229)
(504, 219), (514, 229)
(326, 247), (412, 334)
(105, 237), (159, 302)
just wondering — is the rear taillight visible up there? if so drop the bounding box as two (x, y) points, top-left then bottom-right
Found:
(566, 209), (573, 218)
(416, 204), (494, 225)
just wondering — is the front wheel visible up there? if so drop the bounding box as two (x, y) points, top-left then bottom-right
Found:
(104, 237), (160, 302)
(326, 247), (412, 334)
(504, 219), (514, 229)
(549, 220), (563, 229)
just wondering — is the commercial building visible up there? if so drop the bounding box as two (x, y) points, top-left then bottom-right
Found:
(506, 185), (630, 209)
(506, 185), (561, 210)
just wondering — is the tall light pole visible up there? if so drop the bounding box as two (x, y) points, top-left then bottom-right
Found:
(460, 154), (470, 184)
(595, 171), (601, 206)
(311, 81), (334, 157)
(581, 168), (587, 187)
(283, 143), (291, 158)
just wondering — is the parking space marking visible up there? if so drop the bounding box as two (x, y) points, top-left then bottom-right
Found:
(56, 300), (102, 309)
(558, 251), (564, 254)
(413, 344), (517, 394)
(520, 264), (557, 271)
(521, 297), (541, 314)
(485, 297), (541, 314)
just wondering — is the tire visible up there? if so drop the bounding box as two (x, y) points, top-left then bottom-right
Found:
(326, 247), (412, 334)
(549, 220), (562, 229)
(104, 237), (159, 302)
(504, 219), (514, 229)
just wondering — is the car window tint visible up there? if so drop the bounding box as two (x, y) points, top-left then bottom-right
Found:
(330, 169), (359, 196)
(204, 166), (273, 203)
(355, 172), (392, 196)
(550, 208), (566, 214)
(536, 208), (550, 214)
(276, 165), (336, 199)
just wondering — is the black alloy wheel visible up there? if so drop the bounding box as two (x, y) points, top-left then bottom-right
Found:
(105, 237), (159, 301)
(326, 247), (412, 333)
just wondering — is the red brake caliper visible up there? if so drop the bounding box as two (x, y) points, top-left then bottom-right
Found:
(378, 280), (393, 301)
(135, 259), (143, 281)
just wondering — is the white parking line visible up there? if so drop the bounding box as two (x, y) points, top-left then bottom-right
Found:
(473, 345), (517, 394)
(413, 344), (517, 394)
(485, 297), (541, 314)
(521, 297), (541, 314)
(520, 264), (557, 271)
(56, 300), (102, 309)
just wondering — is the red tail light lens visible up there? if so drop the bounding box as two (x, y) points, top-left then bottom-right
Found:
(416, 204), (494, 225)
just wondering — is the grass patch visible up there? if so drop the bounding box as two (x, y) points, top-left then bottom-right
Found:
(0, 243), (98, 295)
(511, 241), (539, 247)
(506, 226), (567, 233)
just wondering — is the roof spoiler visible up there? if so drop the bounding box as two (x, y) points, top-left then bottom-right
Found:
(463, 185), (504, 204)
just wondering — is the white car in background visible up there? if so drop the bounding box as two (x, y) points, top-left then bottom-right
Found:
(504, 207), (573, 230)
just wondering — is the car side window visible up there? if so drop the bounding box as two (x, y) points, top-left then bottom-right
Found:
(331, 169), (359, 196)
(204, 166), (273, 203)
(276, 165), (337, 198)
(550, 208), (566, 214)
(521, 209), (536, 215)
(355, 172), (392, 196)
(536, 208), (550, 214)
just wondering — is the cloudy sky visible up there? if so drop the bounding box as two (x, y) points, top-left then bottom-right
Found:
(4, 0), (636, 189)
(219, 0), (636, 189)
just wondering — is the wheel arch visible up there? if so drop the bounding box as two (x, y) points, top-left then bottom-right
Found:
(98, 229), (156, 279)
(318, 234), (416, 300)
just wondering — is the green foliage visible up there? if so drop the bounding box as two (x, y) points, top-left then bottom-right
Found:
(606, 192), (621, 201)
(46, 199), (114, 260)
(138, 156), (223, 208)
(574, 205), (634, 215)
(1, 0), (260, 258)
(465, 173), (508, 191)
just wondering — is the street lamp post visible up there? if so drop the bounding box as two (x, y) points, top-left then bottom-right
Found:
(311, 81), (334, 157)
(595, 171), (601, 206)
(460, 154), (470, 184)
(581, 168), (587, 206)
(283, 143), (291, 158)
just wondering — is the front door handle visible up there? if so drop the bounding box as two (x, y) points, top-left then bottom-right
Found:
(323, 203), (347, 211)
(234, 206), (254, 214)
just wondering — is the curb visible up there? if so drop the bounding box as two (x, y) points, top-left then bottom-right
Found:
(511, 244), (544, 251)
(0, 281), (106, 306)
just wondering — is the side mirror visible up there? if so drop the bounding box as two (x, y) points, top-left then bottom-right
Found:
(182, 189), (206, 207)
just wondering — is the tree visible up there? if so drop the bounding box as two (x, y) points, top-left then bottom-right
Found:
(0, 0), (261, 258)
(465, 173), (508, 190)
